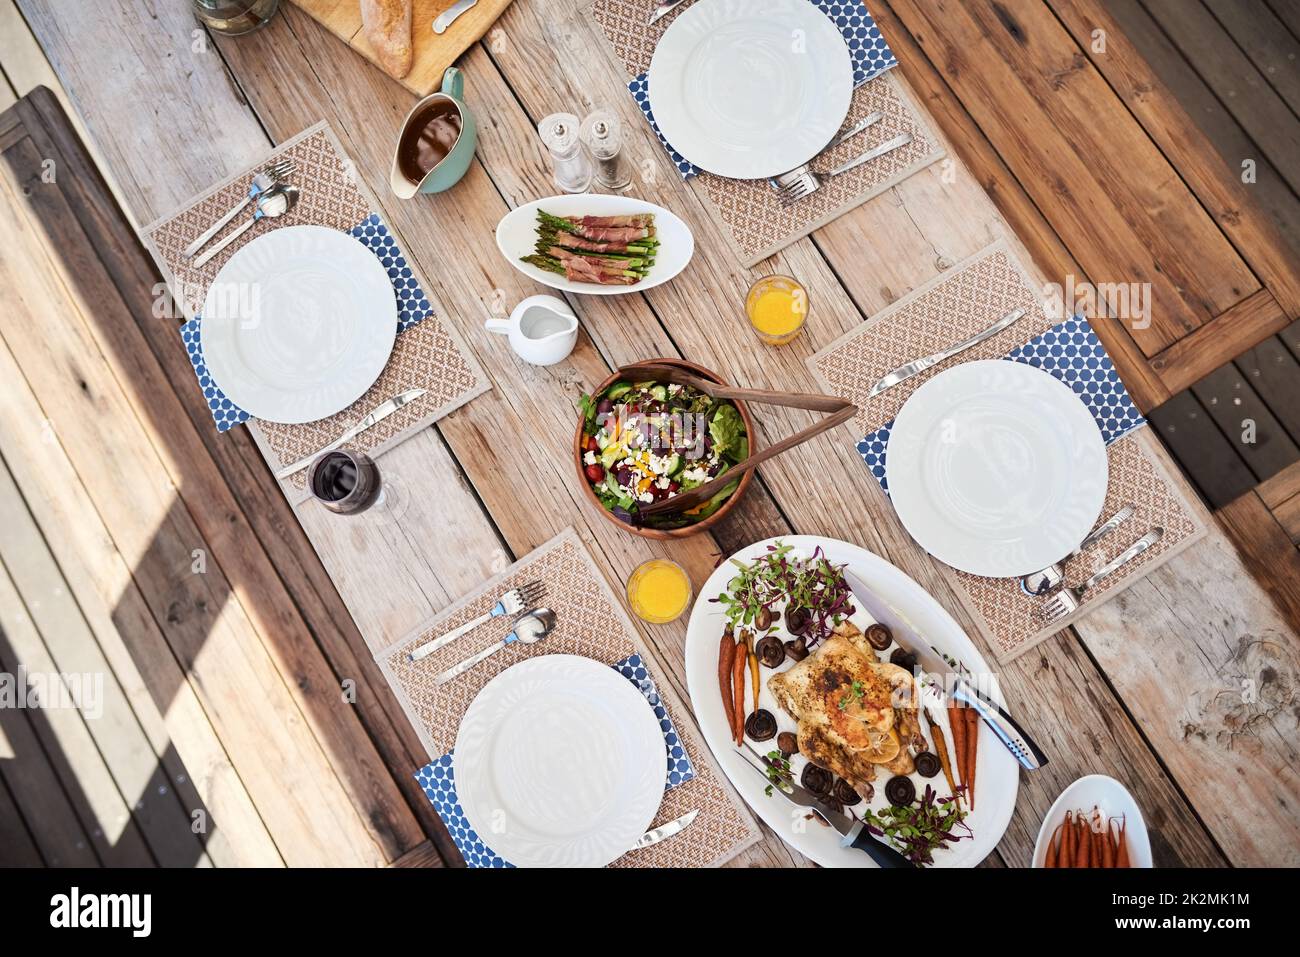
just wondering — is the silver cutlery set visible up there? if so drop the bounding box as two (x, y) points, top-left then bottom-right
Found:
(405, 582), (553, 684)
(185, 160), (301, 268)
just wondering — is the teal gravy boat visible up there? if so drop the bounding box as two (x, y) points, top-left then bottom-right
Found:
(389, 67), (476, 198)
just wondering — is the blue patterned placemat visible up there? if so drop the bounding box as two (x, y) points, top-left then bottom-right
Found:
(181, 213), (431, 433)
(414, 653), (695, 869)
(856, 317), (1146, 494)
(629, 1), (898, 179)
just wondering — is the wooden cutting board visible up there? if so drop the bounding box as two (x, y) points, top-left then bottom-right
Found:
(289, 0), (514, 96)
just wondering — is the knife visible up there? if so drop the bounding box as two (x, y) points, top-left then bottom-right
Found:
(433, 0), (477, 35)
(844, 571), (1048, 771)
(649, 0), (690, 24)
(866, 307), (1026, 399)
(274, 388), (426, 479)
(630, 809), (699, 849)
(734, 749), (913, 867)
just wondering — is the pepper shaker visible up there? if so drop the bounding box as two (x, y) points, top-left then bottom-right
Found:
(580, 109), (631, 190)
(538, 113), (593, 194)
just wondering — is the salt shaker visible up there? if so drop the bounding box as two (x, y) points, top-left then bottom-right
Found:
(580, 109), (631, 190)
(538, 113), (593, 194)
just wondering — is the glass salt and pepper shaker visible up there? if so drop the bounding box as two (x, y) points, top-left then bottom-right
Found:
(580, 109), (630, 190)
(538, 113), (593, 194)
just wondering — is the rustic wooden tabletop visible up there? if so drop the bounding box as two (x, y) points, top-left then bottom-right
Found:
(3, 0), (1298, 868)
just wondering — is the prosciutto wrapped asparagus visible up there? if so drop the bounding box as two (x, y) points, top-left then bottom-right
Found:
(523, 211), (659, 286)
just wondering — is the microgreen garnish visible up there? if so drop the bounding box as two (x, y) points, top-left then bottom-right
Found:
(760, 750), (792, 796)
(838, 680), (865, 710)
(862, 784), (971, 866)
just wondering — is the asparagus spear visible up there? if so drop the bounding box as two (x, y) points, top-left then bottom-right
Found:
(522, 254), (646, 282)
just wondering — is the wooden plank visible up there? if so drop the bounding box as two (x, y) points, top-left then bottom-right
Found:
(1147, 289), (1292, 395)
(1219, 491), (1300, 633)
(1234, 334), (1300, 444)
(0, 143), (386, 866)
(1191, 363), (1300, 482)
(1055, 0), (1300, 316)
(1144, 0), (1300, 198)
(388, 839), (447, 868)
(1203, 0), (1300, 121)
(1259, 460), (1300, 510)
(885, 0), (1259, 354)
(1274, 492), (1300, 545)
(0, 549), (157, 866)
(0, 772), (45, 866)
(1267, 0), (1300, 38)
(0, 456), (212, 867)
(1281, 318), (1300, 363)
(1148, 391), (1257, 508)
(0, 329), (280, 867)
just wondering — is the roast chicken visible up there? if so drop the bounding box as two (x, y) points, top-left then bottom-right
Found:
(768, 621), (921, 800)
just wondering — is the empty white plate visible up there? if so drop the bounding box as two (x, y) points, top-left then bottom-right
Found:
(648, 0), (854, 179)
(886, 360), (1108, 578)
(201, 225), (397, 424)
(453, 655), (667, 868)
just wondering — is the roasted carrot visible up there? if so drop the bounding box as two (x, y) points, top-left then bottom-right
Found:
(1060, 810), (1075, 868)
(964, 705), (979, 811)
(718, 628), (736, 735)
(947, 703), (967, 805)
(747, 649), (760, 721)
(1102, 819), (1117, 868)
(1044, 822), (1064, 868)
(925, 708), (960, 804)
(1074, 814), (1091, 868)
(1115, 814), (1130, 868)
(731, 639), (747, 744)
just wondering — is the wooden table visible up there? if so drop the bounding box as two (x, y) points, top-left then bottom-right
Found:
(11, 0), (1299, 867)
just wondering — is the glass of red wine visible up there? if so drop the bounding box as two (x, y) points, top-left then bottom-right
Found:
(307, 449), (385, 516)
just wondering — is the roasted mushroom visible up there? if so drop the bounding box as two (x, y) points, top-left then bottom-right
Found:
(889, 647), (918, 671)
(785, 605), (811, 636)
(914, 751), (941, 779)
(884, 775), (917, 807)
(864, 623), (893, 651)
(755, 606), (773, 631)
(831, 777), (862, 807)
(783, 637), (809, 662)
(744, 709), (778, 742)
(776, 731), (799, 755)
(755, 634), (786, 669)
(800, 763), (834, 798)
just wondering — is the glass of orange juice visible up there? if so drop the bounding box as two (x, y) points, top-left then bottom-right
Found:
(626, 559), (693, 625)
(746, 275), (809, 345)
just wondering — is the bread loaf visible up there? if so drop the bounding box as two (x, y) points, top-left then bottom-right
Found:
(360, 0), (413, 79)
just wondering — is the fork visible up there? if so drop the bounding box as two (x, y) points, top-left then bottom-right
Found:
(767, 111), (885, 190)
(1019, 503), (1136, 596)
(775, 132), (913, 206)
(407, 581), (546, 661)
(182, 159), (296, 258)
(1041, 528), (1163, 624)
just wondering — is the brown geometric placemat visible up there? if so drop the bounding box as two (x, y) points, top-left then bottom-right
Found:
(375, 527), (762, 868)
(139, 122), (489, 498)
(588, 0), (946, 266)
(810, 239), (1054, 435)
(807, 240), (1209, 662)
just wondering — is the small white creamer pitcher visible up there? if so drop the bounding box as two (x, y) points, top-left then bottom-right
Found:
(486, 295), (579, 366)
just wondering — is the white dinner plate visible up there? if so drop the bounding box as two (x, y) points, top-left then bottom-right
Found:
(684, 536), (1019, 868)
(201, 225), (397, 424)
(886, 360), (1108, 578)
(496, 194), (694, 295)
(453, 655), (667, 868)
(648, 0), (854, 179)
(1032, 775), (1153, 867)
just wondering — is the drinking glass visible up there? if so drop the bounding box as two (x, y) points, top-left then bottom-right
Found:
(308, 449), (384, 516)
(745, 275), (809, 345)
(192, 0), (280, 36)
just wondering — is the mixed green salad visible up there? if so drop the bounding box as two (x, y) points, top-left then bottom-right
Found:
(578, 379), (749, 529)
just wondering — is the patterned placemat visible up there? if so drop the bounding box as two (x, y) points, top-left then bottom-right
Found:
(415, 653), (695, 868)
(375, 527), (762, 868)
(589, 0), (945, 266)
(140, 122), (490, 501)
(808, 241), (1208, 661)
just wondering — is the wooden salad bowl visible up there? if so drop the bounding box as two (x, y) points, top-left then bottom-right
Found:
(574, 359), (758, 540)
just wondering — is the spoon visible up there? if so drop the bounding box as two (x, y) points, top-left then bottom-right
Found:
(193, 184), (301, 268)
(433, 608), (556, 685)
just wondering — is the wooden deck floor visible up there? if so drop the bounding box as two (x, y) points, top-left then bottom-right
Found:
(1, 0), (1296, 868)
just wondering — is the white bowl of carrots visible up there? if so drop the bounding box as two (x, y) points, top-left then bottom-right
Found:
(1032, 774), (1153, 868)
